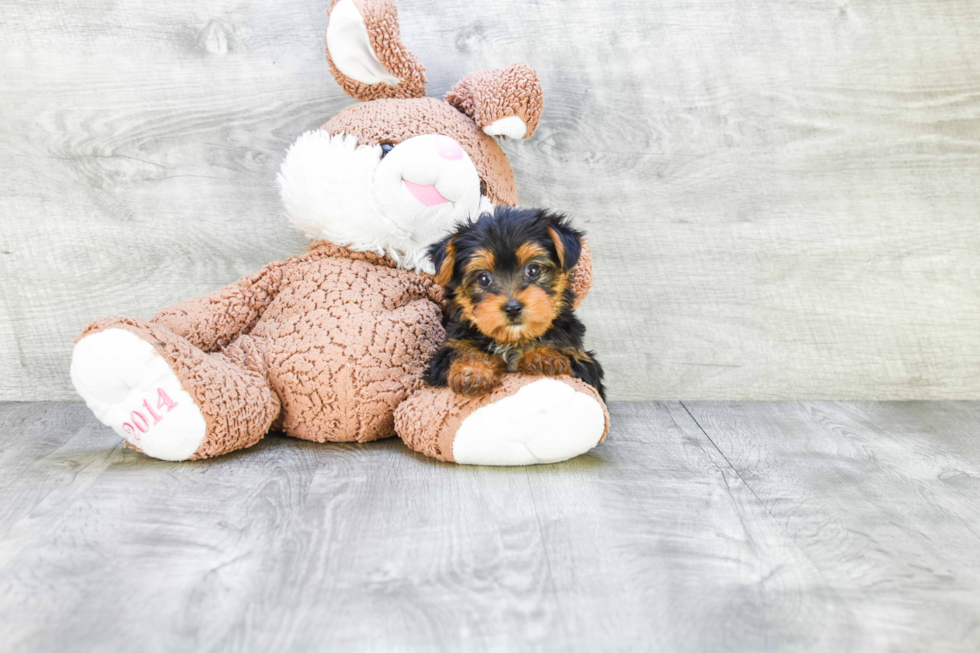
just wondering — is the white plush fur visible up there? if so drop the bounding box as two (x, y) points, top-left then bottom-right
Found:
(326, 0), (401, 87)
(277, 130), (493, 273)
(452, 379), (606, 465)
(70, 329), (207, 461)
(484, 116), (528, 139)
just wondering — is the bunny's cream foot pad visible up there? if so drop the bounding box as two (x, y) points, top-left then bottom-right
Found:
(71, 329), (206, 461)
(452, 378), (606, 465)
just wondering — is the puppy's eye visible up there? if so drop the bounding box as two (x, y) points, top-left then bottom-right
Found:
(380, 143), (395, 158)
(479, 180), (487, 196)
(476, 272), (493, 288)
(526, 263), (542, 280)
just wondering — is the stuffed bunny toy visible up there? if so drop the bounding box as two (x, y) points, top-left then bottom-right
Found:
(70, 0), (609, 465)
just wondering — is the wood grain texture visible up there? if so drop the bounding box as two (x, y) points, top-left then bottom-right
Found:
(682, 400), (980, 651)
(2, 400), (979, 652)
(1, 0), (980, 400)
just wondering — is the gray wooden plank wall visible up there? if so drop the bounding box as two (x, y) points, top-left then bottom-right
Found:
(2, 0), (979, 401)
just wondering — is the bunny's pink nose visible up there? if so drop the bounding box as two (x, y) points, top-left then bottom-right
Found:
(436, 136), (464, 161)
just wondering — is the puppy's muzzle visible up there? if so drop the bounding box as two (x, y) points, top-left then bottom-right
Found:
(503, 300), (524, 320)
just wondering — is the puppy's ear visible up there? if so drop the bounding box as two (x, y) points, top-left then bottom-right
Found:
(429, 236), (457, 286)
(545, 216), (583, 272)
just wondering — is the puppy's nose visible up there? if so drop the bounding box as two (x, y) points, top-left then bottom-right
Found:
(503, 300), (523, 319)
(436, 135), (464, 161)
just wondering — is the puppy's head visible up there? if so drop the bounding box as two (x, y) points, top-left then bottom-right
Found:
(429, 206), (583, 343)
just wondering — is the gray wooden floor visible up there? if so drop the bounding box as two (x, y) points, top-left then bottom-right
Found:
(1, 401), (979, 653)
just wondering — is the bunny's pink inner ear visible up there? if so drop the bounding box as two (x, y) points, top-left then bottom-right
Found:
(325, 0), (427, 101)
(445, 64), (544, 139)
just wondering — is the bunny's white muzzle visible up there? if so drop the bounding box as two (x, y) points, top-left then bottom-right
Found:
(278, 130), (492, 273)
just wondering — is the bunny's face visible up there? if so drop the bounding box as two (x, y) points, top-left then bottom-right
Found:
(277, 0), (543, 274)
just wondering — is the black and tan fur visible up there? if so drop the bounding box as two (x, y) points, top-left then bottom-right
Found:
(424, 207), (605, 399)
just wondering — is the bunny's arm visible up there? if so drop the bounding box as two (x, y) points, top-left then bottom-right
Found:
(569, 239), (594, 310)
(151, 261), (287, 352)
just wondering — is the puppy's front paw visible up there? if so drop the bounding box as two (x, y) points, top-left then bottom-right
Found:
(448, 359), (502, 397)
(518, 347), (572, 377)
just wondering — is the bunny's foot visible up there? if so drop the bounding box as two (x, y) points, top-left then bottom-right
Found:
(395, 376), (608, 466)
(71, 318), (280, 461)
(71, 328), (207, 461)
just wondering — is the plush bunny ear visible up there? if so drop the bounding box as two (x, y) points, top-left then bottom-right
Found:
(445, 64), (544, 139)
(325, 0), (427, 101)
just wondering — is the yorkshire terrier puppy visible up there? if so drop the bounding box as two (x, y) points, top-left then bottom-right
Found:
(424, 206), (605, 400)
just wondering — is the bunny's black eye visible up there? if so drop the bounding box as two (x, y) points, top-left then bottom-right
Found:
(380, 143), (395, 158)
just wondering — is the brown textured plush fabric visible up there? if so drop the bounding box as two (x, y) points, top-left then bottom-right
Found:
(569, 240), (593, 311)
(325, 0), (428, 101)
(395, 375), (610, 463)
(74, 0), (608, 464)
(82, 243), (447, 458)
(152, 260), (289, 353)
(445, 65), (544, 139)
(78, 239), (594, 461)
(322, 98), (519, 206)
(77, 317), (281, 460)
